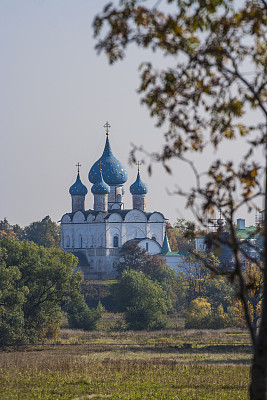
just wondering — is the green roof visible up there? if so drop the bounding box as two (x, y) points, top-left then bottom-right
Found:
(161, 251), (189, 257)
(161, 251), (178, 257)
(196, 226), (259, 241)
(236, 226), (257, 240)
(161, 232), (171, 253)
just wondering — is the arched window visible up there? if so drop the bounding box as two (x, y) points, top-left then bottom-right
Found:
(152, 236), (156, 241)
(66, 236), (70, 247)
(113, 235), (119, 247)
(146, 242), (149, 251)
(80, 236), (83, 248)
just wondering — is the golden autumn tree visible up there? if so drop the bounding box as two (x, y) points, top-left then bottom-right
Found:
(233, 262), (263, 330)
(93, 1), (267, 397)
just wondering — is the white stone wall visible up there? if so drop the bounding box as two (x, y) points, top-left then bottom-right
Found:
(132, 195), (146, 211)
(72, 195), (85, 212)
(164, 254), (189, 273)
(138, 238), (161, 254)
(61, 211), (106, 250)
(60, 209), (165, 280)
(108, 185), (124, 210)
(115, 186), (123, 202)
(124, 209), (147, 243)
(108, 186), (116, 203)
(66, 248), (119, 280)
(195, 236), (206, 250)
(94, 194), (108, 212)
(84, 248), (119, 279)
(148, 213), (165, 245)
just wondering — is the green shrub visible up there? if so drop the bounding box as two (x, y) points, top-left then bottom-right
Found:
(82, 281), (118, 312)
(116, 270), (171, 330)
(66, 298), (101, 331)
(0, 308), (27, 347)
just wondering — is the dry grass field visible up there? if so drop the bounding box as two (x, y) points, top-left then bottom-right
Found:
(0, 319), (252, 400)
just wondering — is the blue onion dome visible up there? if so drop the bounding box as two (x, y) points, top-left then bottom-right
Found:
(69, 172), (88, 196)
(130, 171), (148, 195)
(91, 170), (110, 194)
(89, 136), (128, 185)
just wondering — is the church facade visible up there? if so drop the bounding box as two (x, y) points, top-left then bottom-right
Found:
(60, 123), (166, 280)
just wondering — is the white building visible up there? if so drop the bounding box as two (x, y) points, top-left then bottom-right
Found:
(60, 125), (166, 280)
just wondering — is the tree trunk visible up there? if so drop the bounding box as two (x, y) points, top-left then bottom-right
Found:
(250, 308), (267, 399)
(250, 159), (267, 399)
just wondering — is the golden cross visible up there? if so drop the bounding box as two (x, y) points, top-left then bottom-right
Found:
(99, 160), (103, 172)
(104, 121), (111, 136)
(137, 161), (141, 172)
(76, 162), (81, 173)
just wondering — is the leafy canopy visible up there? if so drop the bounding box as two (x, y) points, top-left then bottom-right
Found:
(116, 269), (171, 330)
(0, 237), (83, 345)
(0, 216), (61, 248)
(117, 241), (166, 276)
(94, 0), (266, 219)
(94, 0), (266, 151)
(22, 216), (61, 248)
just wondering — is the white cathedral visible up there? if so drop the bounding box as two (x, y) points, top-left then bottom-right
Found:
(60, 123), (168, 280)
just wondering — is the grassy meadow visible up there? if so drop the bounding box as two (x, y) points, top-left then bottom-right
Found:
(0, 314), (252, 400)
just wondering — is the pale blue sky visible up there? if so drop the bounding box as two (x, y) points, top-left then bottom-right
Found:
(0, 0), (263, 228)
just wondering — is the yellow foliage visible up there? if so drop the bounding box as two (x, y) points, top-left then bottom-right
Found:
(0, 230), (18, 240)
(185, 297), (212, 327)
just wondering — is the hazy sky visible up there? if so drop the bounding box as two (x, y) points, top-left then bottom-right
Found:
(0, 1), (263, 228)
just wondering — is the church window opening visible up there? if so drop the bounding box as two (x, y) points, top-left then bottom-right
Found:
(146, 242), (149, 251)
(66, 236), (70, 247)
(152, 236), (156, 241)
(80, 236), (83, 248)
(113, 235), (119, 247)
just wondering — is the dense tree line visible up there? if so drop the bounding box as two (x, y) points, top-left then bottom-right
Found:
(0, 237), (100, 347)
(0, 233), (261, 346)
(82, 242), (259, 331)
(0, 216), (60, 248)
